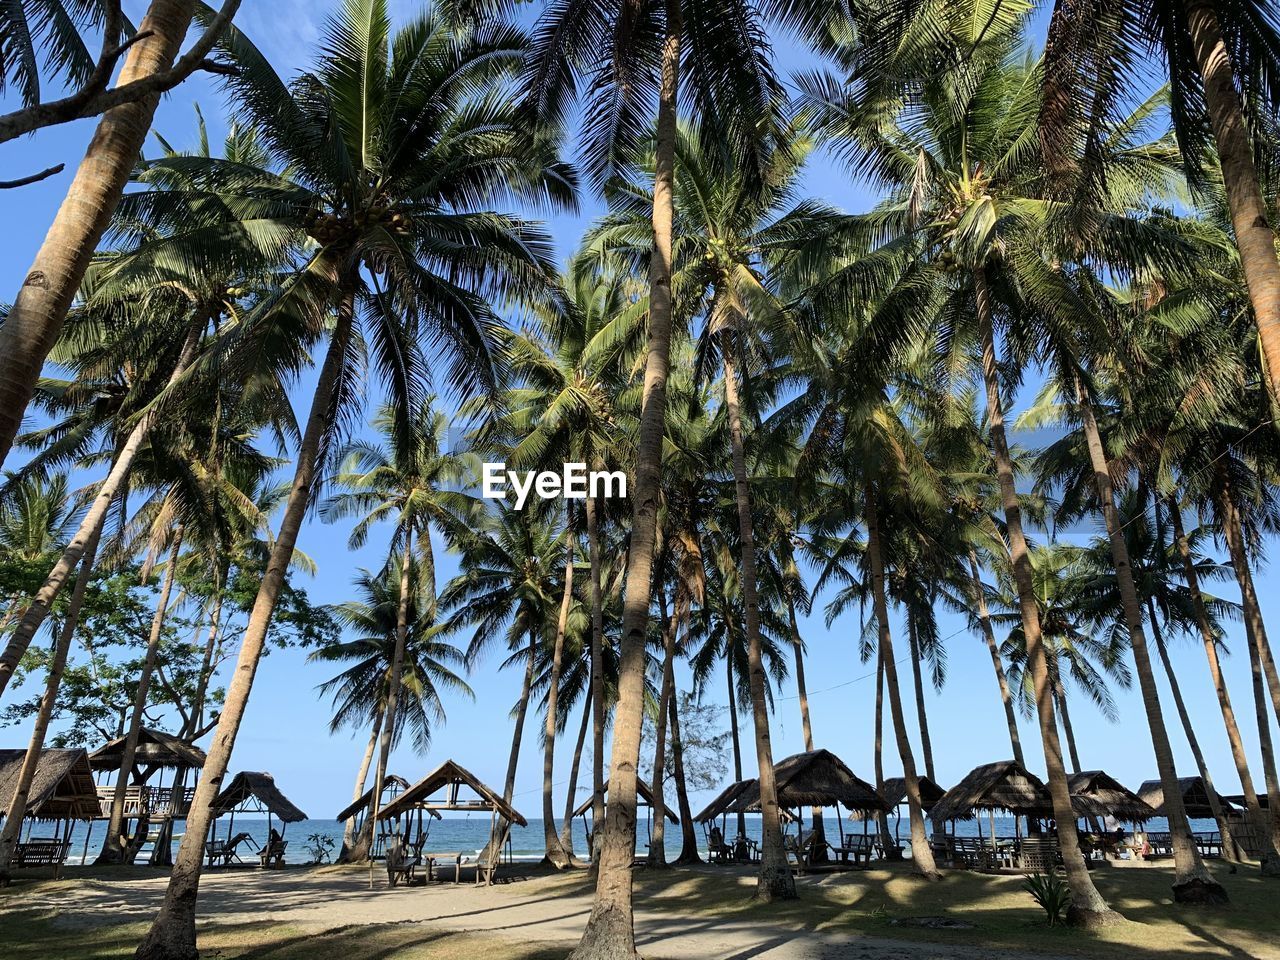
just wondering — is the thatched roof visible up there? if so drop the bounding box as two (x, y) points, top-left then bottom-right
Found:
(570, 778), (679, 823)
(1138, 777), (1235, 819)
(335, 775), (413, 823)
(0, 748), (98, 820)
(875, 776), (948, 811)
(90, 728), (206, 771)
(699, 751), (888, 820)
(693, 780), (755, 823)
(745, 750), (888, 813)
(1068, 771), (1155, 822)
(931, 760), (1054, 822)
(377, 759), (527, 826)
(210, 771), (308, 823)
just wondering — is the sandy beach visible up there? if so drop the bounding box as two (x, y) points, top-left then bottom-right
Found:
(5, 860), (1277, 960)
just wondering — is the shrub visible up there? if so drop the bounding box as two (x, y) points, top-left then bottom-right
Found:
(306, 832), (336, 865)
(1024, 871), (1072, 926)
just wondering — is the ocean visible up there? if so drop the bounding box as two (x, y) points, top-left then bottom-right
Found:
(48, 813), (1202, 867)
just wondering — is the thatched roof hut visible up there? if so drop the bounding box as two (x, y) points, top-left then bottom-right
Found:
(931, 760), (1054, 823)
(0, 748), (98, 821)
(378, 759), (526, 826)
(1138, 777), (1234, 819)
(1068, 771), (1155, 822)
(735, 750), (888, 813)
(335, 774), (412, 823)
(210, 772), (308, 823)
(876, 775), (947, 811)
(693, 779), (755, 823)
(570, 778), (679, 823)
(89, 728), (205, 771)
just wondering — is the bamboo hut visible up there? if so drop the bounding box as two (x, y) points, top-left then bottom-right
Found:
(0, 748), (97, 876)
(931, 760), (1054, 863)
(88, 727), (207, 866)
(571, 777), (677, 851)
(849, 775), (948, 847)
(207, 772), (308, 868)
(1067, 771), (1154, 822)
(696, 751), (887, 861)
(1137, 777), (1235, 820)
(335, 774), (413, 858)
(376, 760), (526, 880)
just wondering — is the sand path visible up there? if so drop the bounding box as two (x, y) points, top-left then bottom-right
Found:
(5, 865), (1072, 960)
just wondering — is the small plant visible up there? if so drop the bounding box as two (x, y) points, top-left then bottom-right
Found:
(306, 832), (336, 865)
(1024, 872), (1072, 926)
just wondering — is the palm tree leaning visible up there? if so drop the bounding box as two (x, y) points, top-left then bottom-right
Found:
(133, 3), (565, 956)
(0, 0), (244, 468)
(1041, 0), (1280, 404)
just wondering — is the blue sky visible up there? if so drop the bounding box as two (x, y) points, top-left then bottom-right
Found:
(2, 1), (1278, 823)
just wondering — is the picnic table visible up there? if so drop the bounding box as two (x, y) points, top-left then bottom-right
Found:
(423, 851), (464, 883)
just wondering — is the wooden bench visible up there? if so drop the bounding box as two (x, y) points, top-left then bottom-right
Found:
(1016, 837), (1063, 873)
(12, 839), (71, 878)
(838, 834), (876, 866)
(259, 839), (287, 868)
(1193, 832), (1223, 859)
(1143, 832), (1173, 859)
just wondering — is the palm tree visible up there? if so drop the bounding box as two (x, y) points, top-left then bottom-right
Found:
(439, 506), (565, 844)
(133, 3), (565, 955)
(0, 0), (238, 467)
(313, 563), (472, 840)
(321, 402), (473, 860)
(1040, 0), (1280, 403)
(797, 25), (1131, 920)
(524, 0), (802, 938)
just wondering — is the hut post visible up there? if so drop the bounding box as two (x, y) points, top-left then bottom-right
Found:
(836, 805), (845, 846)
(988, 809), (997, 855)
(81, 821), (92, 864)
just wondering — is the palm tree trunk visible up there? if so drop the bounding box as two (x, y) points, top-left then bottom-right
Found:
(585, 493), (606, 869)
(872, 649), (898, 858)
(1049, 658), (1082, 773)
(1075, 379), (1225, 902)
(478, 629), (539, 862)
(342, 711), (383, 856)
(1218, 470), (1280, 734)
(1183, 0), (1280, 402)
(721, 343), (793, 899)
(1147, 597), (1240, 866)
(907, 611), (936, 783)
(1168, 497), (1278, 870)
(543, 519), (575, 868)
(726, 651), (747, 839)
(358, 525), (415, 870)
(1246, 621), (1280, 872)
(1216, 474), (1280, 874)
(668, 688), (700, 864)
(647, 604), (678, 868)
(968, 549), (1024, 765)
(569, 2), (681, 945)
(864, 481), (940, 880)
(0, 0), (199, 468)
(133, 291), (354, 960)
(0, 319), (203, 699)
(191, 588), (224, 733)
(562, 684), (593, 859)
(788, 598), (826, 854)
(974, 268), (1118, 925)
(0, 514), (104, 883)
(99, 524), (185, 864)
